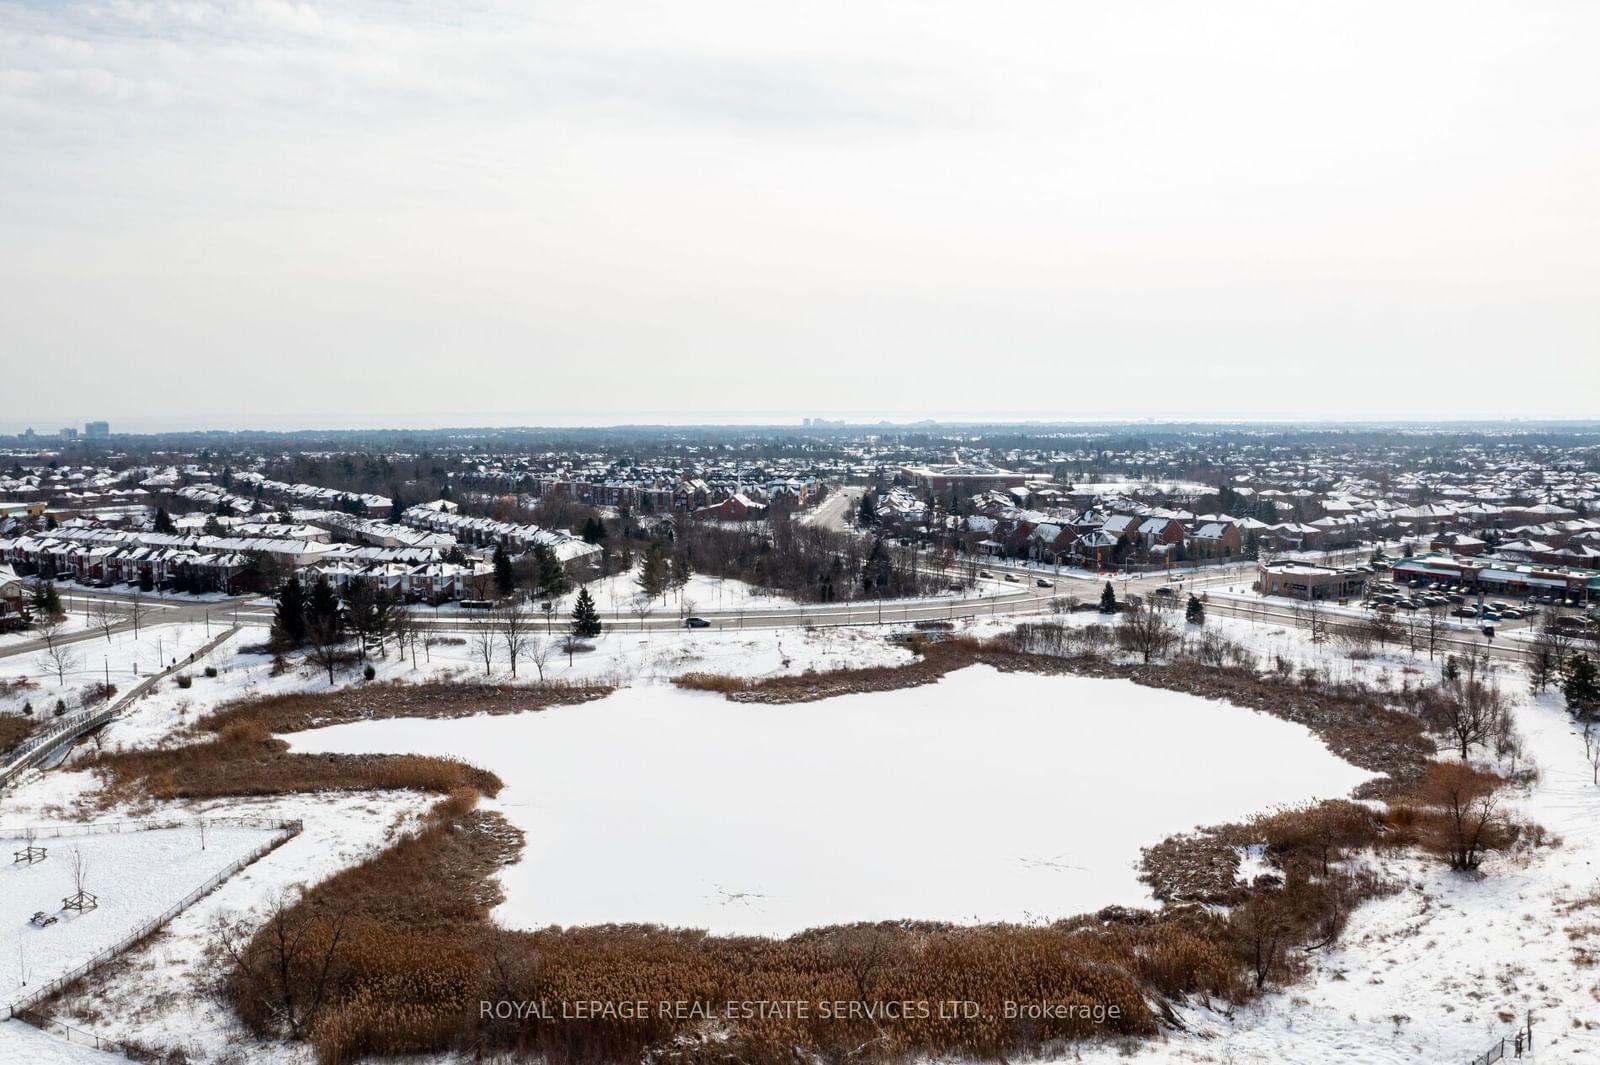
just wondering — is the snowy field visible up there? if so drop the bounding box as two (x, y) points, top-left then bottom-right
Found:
(571, 564), (1019, 618)
(288, 665), (1372, 935)
(0, 824), (282, 1010)
(577, 569), (801, 614)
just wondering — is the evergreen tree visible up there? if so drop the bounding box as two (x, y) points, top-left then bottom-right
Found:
(537, 546), (570, 597)
(1565, 654), (1600, 716)
(152, 506), (176, 534)
(28, 580), (63, 621)
(389, 497), (404, 524)
(1099, 581), (1118, 614)
(670, 551), (693, 596)
(493, 543), (516, 596)
(305, 575), (343, 640)
(637, 543), (668, 602)
(1186, 594), (1205, 625)
(1242, 533), (1259, 561)
(272, 577), (308, 648)
(570, 587), (602, 638)
(138, 569), (154, 593)
(857, 493), (878, 527)
(1443, 655), (1461, 681)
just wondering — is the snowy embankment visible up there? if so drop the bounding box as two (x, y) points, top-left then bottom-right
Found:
(288, 665), (1371, 935)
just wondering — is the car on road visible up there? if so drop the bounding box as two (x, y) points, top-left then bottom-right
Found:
(684, 617), (711, 628)
(1035, 578), (1053, 588)
(1154, 587), (1175, 597)
(1003, 574), (1019, 583)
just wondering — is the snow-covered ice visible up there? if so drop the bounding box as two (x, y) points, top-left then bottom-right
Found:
(287, 665), (1372, 935)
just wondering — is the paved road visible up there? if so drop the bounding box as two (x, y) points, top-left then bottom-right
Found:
(2, 560), (1545, 669)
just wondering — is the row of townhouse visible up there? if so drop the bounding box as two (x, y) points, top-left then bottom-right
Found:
(530, 473), (820, 514)
(0, 526), (490, 601)
(0, 532), (252, 592)
(949, 495), (1260, 566)
(399, 504), (602, 564)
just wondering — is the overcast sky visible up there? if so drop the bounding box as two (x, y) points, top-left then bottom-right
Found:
(2, 1), (1596, 432)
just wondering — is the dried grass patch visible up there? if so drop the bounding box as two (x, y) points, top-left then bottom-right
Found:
(199, 680), (613, 736)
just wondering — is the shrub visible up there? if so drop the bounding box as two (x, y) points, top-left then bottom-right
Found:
(175, 674), (193, 689)
(53, 699), (67, 717)
(672, 672), (751, 693)
(362, 663), (376, 681)
(204, 665), (219, 678)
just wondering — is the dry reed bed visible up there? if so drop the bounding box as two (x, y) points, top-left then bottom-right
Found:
(199, 680), (614, 736)
(87, 721), (501, 803)
(0, 712), (36, 755)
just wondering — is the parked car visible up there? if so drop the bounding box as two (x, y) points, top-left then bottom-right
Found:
(684, 617), (711, 629)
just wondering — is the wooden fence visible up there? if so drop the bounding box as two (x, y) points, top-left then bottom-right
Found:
(0, 816), (302, 1022)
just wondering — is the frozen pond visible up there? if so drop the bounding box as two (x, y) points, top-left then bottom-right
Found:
(287, 666), (1372, 935)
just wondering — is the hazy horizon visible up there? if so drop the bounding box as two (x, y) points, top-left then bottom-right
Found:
(5, 409), (1600, 438)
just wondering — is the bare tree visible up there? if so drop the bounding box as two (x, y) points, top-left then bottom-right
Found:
(1422, 763), (1510, 870)
(528, 637), (553, 682)
(88, 601), (122, 642)
(473, 618), (497, 676)
(70, 846), (89, 896)
(1424, 606), (1448, 661)
(126, 593), (146, 638)
(1116, 599), (1178, 664)
(628, 594), (655, 632)
(389, 605), (417, 668)
(1364, 608), (1399, 649)
(494, 602), (533, 679)
(35, 616), (81, 686)
(1422, 676), (1511, 763)
(1301, 598), (1331, 644)
(210, 892), (351, 1038)
(304, 615), (344, 687)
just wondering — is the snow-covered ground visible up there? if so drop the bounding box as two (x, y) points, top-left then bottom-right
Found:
(0, 824), (281, 1009)
(287, 665), (1372, 935)
(2, 605), (1597, 1063)
(577, 568), (802, 614)
(0, 620), (231, 699)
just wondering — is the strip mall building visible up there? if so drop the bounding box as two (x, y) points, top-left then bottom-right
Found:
(1392, 552), (1600, 603)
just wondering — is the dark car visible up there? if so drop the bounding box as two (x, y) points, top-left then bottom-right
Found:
(684, 617), (712, 629)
